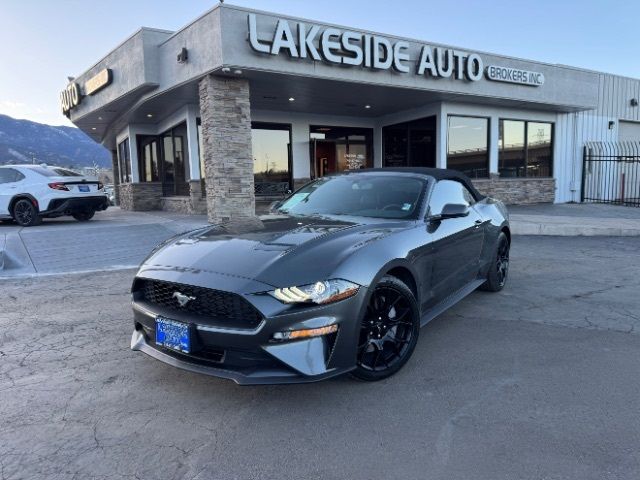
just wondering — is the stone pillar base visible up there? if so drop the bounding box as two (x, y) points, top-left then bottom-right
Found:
(472, 177), (556, 204)
(199, 75), (258, 225)
(118, 183), (163, 211)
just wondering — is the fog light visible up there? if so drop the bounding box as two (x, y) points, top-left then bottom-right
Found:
(272, 324), (338, 341)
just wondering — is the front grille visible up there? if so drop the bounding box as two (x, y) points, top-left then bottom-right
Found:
(136, 279), (263, 329)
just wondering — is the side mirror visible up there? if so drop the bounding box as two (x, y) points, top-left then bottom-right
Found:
(269, 200), (283, 213)
(429, 203), (469, 221)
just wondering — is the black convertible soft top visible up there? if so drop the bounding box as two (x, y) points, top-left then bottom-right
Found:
(347, 167), (486, 201)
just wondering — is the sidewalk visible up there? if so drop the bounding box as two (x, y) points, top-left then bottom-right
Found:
(0, 208), (209, 277)
(509, 203), (640, 237)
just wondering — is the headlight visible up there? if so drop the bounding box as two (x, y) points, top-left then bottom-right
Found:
(269, 279), (359, 305)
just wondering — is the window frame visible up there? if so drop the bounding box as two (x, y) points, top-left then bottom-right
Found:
(446, 114), (491, 179)
(498, 118), (554, 178)
(0, 168), (25, 184)
(137, 135), (161, 183)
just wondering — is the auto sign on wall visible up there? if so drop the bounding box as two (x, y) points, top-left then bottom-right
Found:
(247, 13), (545, 88)
(60, 68), (113, 117)
(485, 65), (545, 86)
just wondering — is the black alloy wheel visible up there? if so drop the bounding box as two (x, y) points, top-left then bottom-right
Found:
(72, 211), (95, 222)
(480, 232), (510, 292)
(12, 199), (42, 227)
(352, 275), (420, 381)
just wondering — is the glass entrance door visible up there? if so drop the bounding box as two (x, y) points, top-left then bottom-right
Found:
(161, 123), (189, 196)
(309, 126), (373, 178)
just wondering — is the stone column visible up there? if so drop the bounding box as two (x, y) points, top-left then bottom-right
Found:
(198, 75), (259, 226)
(111, 149), (120, 206)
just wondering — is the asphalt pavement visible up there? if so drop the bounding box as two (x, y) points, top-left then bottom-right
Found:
(1, 235), (639, 480)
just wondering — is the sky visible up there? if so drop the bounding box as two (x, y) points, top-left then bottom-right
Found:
(1, 0), (639, 127)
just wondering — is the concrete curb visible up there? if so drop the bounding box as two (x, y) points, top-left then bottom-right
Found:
(0, 234), (5, 271)
(511, 215), (640, 236)
(0, 232), (36, 276)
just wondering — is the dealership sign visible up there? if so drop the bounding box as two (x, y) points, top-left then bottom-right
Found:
(60, 68), (113, 117)
(247, 14), (543, 86)
(486, 65), (545, 86)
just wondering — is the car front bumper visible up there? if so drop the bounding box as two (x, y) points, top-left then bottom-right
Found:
(130, 281), (369, 385)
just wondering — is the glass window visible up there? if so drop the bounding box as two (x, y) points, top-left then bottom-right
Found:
(252, 122), (291, 194)
(447, 116), (489, 178)
(162, 134), (175, 184)
(24, 166), (80, 178)
(498, 120), (553, 178)
(527, 122), (553, 177)
(0, 168), (24, 183)
(138, 136), (160, 182)
(310, 126), (373, 178)
(159, 122), (190, 196)
(117, 138), (131, 183)
(383, 116), (436, 168)
(277, 174), (426, 220)
(499, 120), (526, 177)
(428, 180), (471, 216)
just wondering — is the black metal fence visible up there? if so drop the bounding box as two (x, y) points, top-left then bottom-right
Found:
(582, 142), (640, 207)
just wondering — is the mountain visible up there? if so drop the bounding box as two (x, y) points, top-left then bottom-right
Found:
(0, 114), (111, 169)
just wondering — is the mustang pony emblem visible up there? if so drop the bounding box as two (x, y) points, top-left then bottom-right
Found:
(172, 291), (196, 307)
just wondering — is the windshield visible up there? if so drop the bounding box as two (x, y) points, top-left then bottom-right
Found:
(278, 174), (427, 219)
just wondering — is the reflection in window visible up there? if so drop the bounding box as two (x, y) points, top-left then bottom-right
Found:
(498, 120), (526, 177)
(447, 116), (489, 178)
(428, 180), (471, 216)
(138, 136), (160, 182)
(383, 116), (436, 168)
(498, 120), (553, 178)
(117, 138), (131, 183)
(252, 122), (291, 195)
(527, 122), (552, 177)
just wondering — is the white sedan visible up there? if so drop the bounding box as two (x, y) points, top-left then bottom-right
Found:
(0, 165), (109, 227)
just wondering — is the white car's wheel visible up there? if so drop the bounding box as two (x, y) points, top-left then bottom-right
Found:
(12, 199), (42, 227)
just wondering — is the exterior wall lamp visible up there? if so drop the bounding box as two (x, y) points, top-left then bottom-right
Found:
(177, 48), (188, 64)
(631, 98), (639, 107)
(608, 120), (615, 130)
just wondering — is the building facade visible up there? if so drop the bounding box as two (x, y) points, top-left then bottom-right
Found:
(62, 4), (640, 220)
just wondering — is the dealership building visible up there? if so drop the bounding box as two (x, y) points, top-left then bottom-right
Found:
(62, 3), (640, 221)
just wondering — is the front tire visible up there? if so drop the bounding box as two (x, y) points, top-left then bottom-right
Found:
(72, 211), (95, 222)
(351, 275), (420, 381)
(12, 199), (42, 227)
(480, 232), (510, 292)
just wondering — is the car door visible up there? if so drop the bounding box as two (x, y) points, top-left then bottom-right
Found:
(0, 168), (26, 216)
(425, 180), (485, 304)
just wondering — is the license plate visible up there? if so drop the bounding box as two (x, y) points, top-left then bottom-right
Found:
(155, 317), (190, 353)
(78, 185), (90, 192)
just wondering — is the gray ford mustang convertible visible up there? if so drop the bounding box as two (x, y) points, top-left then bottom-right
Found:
(130, 168), (510, 384)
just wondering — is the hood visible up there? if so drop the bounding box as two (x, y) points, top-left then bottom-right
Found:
(144, 214), (410, 288)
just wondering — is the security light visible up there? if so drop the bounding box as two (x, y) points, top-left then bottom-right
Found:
(631, 98), (639, 107)
(147, 114), (153, 118)
(365, 105), (371, 109)
(288, 97), (295, 102)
